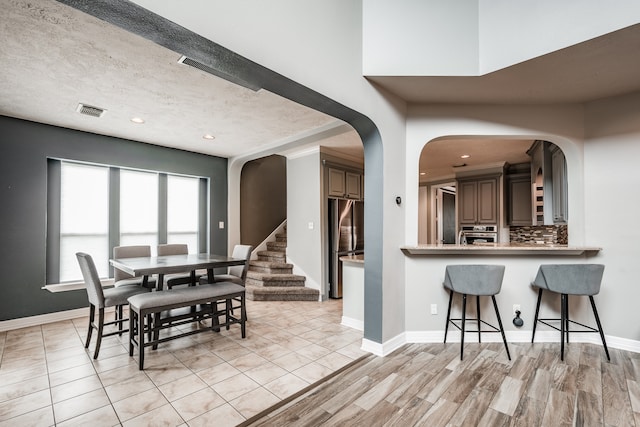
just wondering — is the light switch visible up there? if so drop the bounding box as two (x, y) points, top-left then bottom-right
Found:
(218, 221), (225, 229)
(308, 222), (314, 230)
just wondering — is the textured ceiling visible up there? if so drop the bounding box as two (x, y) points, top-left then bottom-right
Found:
(0, 0), (363, 159)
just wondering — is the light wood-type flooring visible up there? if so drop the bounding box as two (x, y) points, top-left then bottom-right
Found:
(248, 341), (640, 426)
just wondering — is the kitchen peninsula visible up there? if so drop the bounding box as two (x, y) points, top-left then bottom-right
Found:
(401, 243), (601, 256)
(340, 254), (364, 331)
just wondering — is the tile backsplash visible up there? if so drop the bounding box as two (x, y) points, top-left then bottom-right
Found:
(509, 225), (568, 245)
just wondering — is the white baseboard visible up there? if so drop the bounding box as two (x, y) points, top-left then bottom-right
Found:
(362, 332), (406, 357)
(341, 316), (364, 331)
(362, 329), (640, 356)
(0, 306), (115, 332)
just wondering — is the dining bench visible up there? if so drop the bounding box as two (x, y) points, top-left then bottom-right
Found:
(127, 282), (246, 369)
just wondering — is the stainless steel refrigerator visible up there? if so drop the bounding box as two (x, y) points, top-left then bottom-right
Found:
(329, 198), (364, 298)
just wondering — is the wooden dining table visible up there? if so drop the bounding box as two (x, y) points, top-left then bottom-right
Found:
(110, 253), (247, 291)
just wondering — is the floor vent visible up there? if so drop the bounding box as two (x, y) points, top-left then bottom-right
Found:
(177, 55), (260, 92)
(76, 103), (106, 118)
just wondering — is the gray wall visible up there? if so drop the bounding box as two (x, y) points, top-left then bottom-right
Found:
(0, 115), (228, 321)
(240, 155), (286, 247)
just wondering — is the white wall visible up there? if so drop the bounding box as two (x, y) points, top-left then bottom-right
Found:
(478, 0), (640, 73)
(363, 0), (479, 75)
(362, 0), (640, 76)
(404, 95), (640, 343)
(583, 91), (640, 340)
(286, 149), (323, 293)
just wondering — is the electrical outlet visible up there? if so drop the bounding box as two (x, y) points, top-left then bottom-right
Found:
(431, 304), (437, 315)
(513, 304), (521, 315)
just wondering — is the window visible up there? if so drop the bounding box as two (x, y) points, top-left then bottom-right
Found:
(47, 160), (208, 284)
(120, 169), (158, 248)
(167, 175), (199, 252)
(59, 163), (109, 282)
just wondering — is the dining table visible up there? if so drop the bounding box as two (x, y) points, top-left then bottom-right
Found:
(110, 253), (247, 291)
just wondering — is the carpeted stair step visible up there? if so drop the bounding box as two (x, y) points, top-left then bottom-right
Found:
(246, 272), (306, 287)
(275, 233), (287, 243)
(246, 284), (319, 301)
(266, 241), (287, 252)
(257, 250), (286, 263)
(249, 260), (293, 274)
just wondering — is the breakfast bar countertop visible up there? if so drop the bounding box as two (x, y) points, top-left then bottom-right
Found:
(401, 243), (602, 256)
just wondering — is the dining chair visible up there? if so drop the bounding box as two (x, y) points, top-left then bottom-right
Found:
(157, 243), (201, 288)
(199, 244), (253, 286)
(76, 252), (149, 359)
(113, 245), (156, 289)
(199, 244), (253, 320)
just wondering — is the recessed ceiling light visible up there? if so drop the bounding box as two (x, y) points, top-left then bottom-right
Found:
(419, 172), (426, 176)
(130, 117), (145, 124)
(461, 154), (470, 159)
(203, 134), (215, 140)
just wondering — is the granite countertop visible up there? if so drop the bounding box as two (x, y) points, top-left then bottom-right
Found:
(340, 254), (365, 263)
(401, 243), (601, 256)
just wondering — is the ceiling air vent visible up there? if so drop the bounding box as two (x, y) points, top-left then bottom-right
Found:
(76, 103), (106, 118)
(177, 55), (261, 92)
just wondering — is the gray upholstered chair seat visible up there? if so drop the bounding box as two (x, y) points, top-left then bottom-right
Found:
(103, 285), (150, 307)
(443, 264), (505, 296)
(114, 277), (156, 288)
(199, 273), (243, 286)
(443, 264), (510, 360)
(531, 263), (609, 361)
(532, 264), (604, 295)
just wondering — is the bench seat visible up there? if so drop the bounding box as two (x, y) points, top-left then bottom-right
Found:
(128, 282), (246, 369)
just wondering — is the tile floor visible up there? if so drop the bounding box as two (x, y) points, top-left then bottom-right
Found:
(0, 299), (366, 426)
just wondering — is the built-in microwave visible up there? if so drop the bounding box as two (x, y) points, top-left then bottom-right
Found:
(459, 225), (498, 245)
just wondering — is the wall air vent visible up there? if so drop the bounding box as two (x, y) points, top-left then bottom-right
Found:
(177, 55), (261, 92)
(76, 103), (106, 118)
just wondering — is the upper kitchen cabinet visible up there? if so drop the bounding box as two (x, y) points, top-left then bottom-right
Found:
(527, 140), (567, 225)
(327, 167), (363, 200)
(507, 172), (533, 226)
(457, 175), (499, 225)
(550, 144), (568, 224)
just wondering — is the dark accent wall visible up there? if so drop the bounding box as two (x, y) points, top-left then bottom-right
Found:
(0, 115), (228, 321)
(240, 155), (287, 247)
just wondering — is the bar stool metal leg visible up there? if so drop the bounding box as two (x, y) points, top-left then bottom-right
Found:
(531, 288), (543, 343)
(560, 293), (566, 361)
(491, 296), (511, 360)
(444, 290), (454, 343)
(476, 295), (481, 343)
(589, 296), (610, 361)
(461, 294), (467, 360)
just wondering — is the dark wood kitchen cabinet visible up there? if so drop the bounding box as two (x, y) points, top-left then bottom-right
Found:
(458, 176), (498, 225)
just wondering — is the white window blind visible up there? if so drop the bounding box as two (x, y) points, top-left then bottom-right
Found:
(59, 162), (109, 281)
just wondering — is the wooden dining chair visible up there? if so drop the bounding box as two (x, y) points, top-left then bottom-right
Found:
(76, 252), (149, 359)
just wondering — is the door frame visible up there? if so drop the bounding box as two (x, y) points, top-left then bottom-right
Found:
(429, 182), (457, 244)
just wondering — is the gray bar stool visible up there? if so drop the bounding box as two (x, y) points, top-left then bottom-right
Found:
(443, 264), (510, 360)
(531, 264), (609, 361)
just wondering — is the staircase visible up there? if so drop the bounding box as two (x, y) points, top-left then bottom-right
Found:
(245, 228), (320, 301)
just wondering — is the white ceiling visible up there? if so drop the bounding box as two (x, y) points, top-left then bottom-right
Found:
(2, 0), (639, 175)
